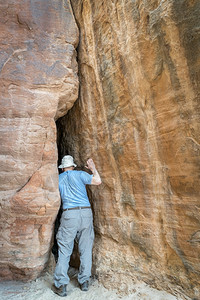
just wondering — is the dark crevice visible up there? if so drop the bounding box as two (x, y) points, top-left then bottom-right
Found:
(52, 113), (90, 268)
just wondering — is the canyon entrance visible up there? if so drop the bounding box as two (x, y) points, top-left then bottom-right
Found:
(0, 1), (199, 299)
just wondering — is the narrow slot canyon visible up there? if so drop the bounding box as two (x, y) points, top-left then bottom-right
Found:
(0, 0), (200, 300)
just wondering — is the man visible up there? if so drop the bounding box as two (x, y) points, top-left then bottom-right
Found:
(52, 155), (101, 297)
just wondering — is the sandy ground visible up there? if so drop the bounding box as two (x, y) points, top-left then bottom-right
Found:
(0, 269), (184, 300)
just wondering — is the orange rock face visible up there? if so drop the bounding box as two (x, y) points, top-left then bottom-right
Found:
(0, 0), (78, 280)
(57, 0), (200, 298)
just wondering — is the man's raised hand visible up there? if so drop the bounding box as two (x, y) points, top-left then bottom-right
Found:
(85, 158), (96, 173)
(85, 158), (101, 185)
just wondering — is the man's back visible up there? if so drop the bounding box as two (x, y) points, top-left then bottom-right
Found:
(59, 170), (93, 209)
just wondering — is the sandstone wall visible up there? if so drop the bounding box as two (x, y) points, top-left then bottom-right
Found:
(58, 0), (200, 298)
(0, 0), (78, 280)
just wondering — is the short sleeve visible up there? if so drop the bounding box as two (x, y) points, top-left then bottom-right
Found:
(80, 171), (93, 185)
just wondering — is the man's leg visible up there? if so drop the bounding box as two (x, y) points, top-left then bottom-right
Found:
(54, 212), (79, 288)
(77, 209), (94, 286)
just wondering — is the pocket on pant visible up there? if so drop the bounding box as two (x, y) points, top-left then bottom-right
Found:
(56, 228), (63, 240)
(81, 209), (93, 218)
(62, 210), (78, 220)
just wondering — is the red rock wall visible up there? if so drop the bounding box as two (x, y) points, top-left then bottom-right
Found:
(58, 0), (200, 298)
(0, 0), (78, 280)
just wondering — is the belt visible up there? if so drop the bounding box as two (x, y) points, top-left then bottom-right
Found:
(63, 206), (91, 211)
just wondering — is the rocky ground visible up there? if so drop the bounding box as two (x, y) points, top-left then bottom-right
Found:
(0, 268), (184, 300)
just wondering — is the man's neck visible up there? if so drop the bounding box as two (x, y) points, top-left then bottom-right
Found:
(63, 167), (74, 172)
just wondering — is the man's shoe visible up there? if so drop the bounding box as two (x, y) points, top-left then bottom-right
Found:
(51, 284), (67, 297)
(80, 281), (89, 291)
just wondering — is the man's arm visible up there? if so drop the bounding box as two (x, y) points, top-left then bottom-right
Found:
(85, 158), (102, 185)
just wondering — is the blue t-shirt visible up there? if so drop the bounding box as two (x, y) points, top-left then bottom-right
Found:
(59, 170), (93, 209)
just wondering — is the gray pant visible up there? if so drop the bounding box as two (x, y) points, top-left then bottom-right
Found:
(54, 208), (94, 287)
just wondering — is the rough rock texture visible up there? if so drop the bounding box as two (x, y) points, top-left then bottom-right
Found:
(0, 0), (78, 280)
(58, 0), (200, 298)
